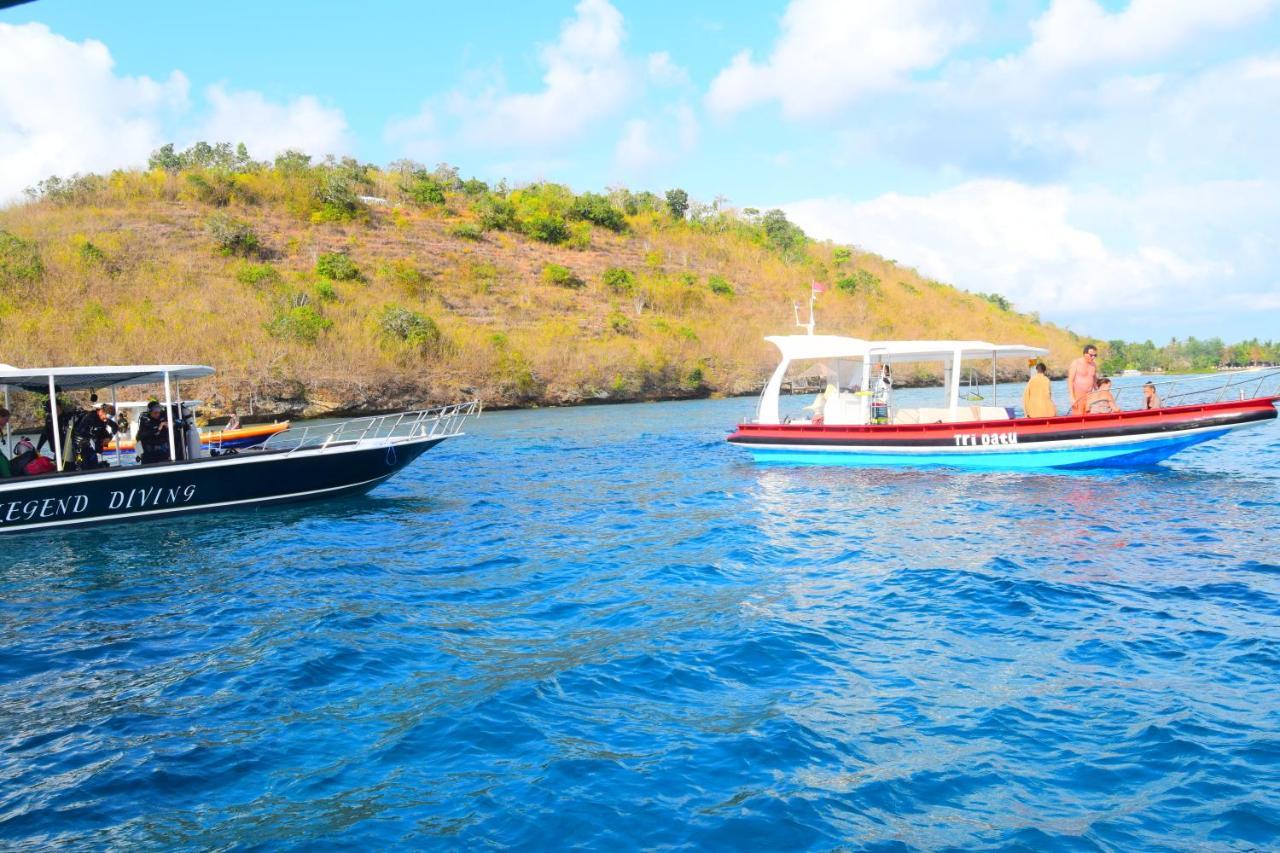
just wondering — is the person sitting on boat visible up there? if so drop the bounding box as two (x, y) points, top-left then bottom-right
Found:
(226, 412), (241, 430)
(136, 401), (171, 464)
(1022, 362), (1057, 417)
(806, 381), (838, 424)
(71, 404), (116, 470)
(1073, 377), (1117, 415)
(1142, 382), (1161, 410)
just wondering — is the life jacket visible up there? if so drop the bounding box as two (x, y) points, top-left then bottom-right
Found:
(24, 455), (55, 475)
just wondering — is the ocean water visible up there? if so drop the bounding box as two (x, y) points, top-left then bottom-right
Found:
(2, 391), (1279, 849)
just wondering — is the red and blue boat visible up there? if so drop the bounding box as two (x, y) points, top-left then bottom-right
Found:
(728, 334), (1279, 469)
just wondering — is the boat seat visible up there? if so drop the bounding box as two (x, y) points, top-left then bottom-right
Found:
(893, 406), (1012, 424)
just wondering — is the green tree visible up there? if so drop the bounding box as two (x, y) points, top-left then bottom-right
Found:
(761, 209), (806, 257)
(665, 188), (689, 220)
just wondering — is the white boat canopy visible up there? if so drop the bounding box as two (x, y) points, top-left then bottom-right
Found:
(0, 364), (214, 470)
(756, 335), (1050, 425)
(764, 335), (1048, 364)
(0, 364), (214, 392)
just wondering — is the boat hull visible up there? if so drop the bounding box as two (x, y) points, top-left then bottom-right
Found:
(0, 435), (445, 534)
(728, 398), (1278, 469)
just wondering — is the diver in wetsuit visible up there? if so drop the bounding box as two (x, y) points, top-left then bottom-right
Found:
(71, 404), (116, 470)
(36, 399), (78, 454)
(136, 401), (171, 464)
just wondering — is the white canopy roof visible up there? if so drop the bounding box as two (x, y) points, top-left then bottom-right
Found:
(0, 364), (215, 392)
(765, 335), (1049, 363)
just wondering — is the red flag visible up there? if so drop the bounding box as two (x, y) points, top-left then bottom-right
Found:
(811, 280), (827, 293)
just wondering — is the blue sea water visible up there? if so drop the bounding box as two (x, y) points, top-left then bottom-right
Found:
(2, 393), (1279, 849)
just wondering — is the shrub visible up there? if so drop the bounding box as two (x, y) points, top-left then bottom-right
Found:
(379, 305), (442, 351)
(450, 223), (484, 241)
(313, 280), (338, 302)
(833, 247), (852, 265)
(566, 222), (592, 250)
(235, 262), (280, 285)
(25, 173), (106, 205)
(602, 267), (635, 294)
(608, 311), (635, 335)
(206, 214), (261, 257)
(525, 213), (569, 244)
(836, 269), (881, 294)
(316, 252), (360, 281)
(311, 158), (368, 222)
(460, 178), (489, 197)
(380, 259), (430, 296)
(265, 305), (331, 343)
(400, 170), (447, 206)
(77, 240), (107, 266)
(0, 230), (43, 292)
(707, 274), (734, 296)
(979, 291), (1012, 311)
(184, 171), (233, 206)
(475, 194), (517, 231)
(569, 192), (626, 232)
(541, 263), (584, 289)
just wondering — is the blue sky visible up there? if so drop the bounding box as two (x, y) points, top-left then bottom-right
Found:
(3, 0), (1280, 343)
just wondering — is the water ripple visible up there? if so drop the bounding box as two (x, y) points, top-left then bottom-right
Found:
(1, 398), (1278, 848)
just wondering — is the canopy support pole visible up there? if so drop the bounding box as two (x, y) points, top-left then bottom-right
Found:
(163, 371), (177, 462)
(48, 375), (64, 472)
(992, 352), (998, 406)
(947, 350), (962, 416)
(111, 387), (122, 467)
(3, 386), (10, 459)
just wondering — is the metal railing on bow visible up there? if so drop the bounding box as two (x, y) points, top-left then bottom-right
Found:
(254, 400), (481, 455)
(1107, 369), (1280, 411)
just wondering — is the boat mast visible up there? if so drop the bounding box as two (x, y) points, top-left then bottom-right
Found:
(793, 292), (817, 335)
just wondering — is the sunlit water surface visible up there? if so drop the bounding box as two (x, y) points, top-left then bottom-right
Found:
(2, 389), (1279, 849)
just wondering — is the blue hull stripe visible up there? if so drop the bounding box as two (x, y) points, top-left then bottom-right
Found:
(744, 429), (1232, 469)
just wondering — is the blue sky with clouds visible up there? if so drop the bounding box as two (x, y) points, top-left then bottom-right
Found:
(3, 0), (1279, 342)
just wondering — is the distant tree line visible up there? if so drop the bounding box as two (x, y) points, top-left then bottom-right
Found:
(1100, 337), (1280, 374)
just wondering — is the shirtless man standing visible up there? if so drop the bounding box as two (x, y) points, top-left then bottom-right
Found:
(1068, 343), (1099, 408)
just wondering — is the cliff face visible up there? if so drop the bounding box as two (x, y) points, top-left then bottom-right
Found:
(0, 163), (1083, 421)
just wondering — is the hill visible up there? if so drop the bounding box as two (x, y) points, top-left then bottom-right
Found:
(0, 145), (1084, 420)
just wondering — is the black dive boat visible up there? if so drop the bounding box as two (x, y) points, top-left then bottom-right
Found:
(0, 364), (479, 534)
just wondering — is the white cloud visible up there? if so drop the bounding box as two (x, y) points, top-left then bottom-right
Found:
(782, 179), (1257, 336)
(612, 102), (699, 178)
(705, 0), (971, 119)
(450, 0), (632, 148)
(615, 119), (659, 172)
(1021, 0), (1279, 74)
(647, 51), (689, 86)
(199, 84), (349, 160)
(0, 22), (188, 200)
(384, 106), (441, 165)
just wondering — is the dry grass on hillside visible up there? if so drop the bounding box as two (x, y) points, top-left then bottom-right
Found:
(0, 163), (1082, 419)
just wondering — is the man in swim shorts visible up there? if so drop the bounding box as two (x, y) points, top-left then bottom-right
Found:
(1068, 344), (1099, 409)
